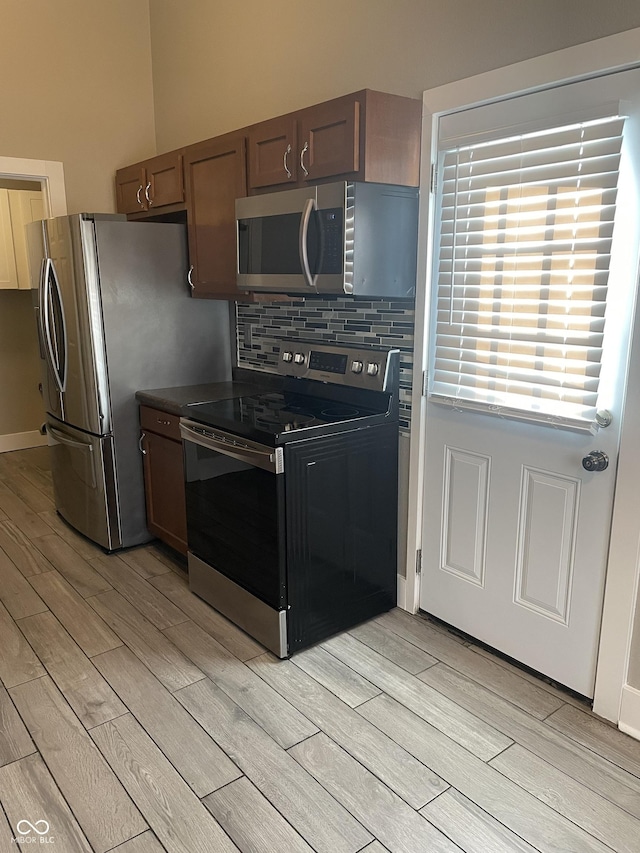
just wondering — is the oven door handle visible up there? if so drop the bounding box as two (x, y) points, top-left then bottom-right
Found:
(180, 421), (283, 474)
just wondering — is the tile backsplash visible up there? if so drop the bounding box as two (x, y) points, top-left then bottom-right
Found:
(235, 297), (415, 432)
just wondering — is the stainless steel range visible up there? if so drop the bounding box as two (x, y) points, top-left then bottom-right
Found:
(180, 342), (400, 657)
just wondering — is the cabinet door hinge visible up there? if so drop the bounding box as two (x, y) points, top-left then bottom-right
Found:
(422, 369), (428, 397)
(416, 548), (422, 575)
(430, 163), (437, 194)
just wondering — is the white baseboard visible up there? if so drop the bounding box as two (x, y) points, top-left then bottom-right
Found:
(0, 430), (48, 454)
(619, 685), (640, 742)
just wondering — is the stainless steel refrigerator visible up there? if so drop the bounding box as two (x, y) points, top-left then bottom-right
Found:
(27, 213), (231, 551)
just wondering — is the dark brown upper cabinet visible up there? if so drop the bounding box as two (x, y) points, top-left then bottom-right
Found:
(247, 115), (298, 189)
(114, 88), (421, 300)
(116, 150), (185, 216)
(247, 90), (421, 191)
(298, 96), (360, 182)
(183, 131), (250, 299)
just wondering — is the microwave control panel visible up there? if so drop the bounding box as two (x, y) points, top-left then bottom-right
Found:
(317, 208), (343, 274)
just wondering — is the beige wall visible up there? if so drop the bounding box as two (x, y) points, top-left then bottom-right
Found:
(0, 0), (156, 213)
(149, 0), (640, 152)
(0, 0), (157, 442)
(0, 291), (44, 435)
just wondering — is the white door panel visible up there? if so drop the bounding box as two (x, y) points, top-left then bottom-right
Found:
(514, 466), (579, 623)
(423, 404), (617, 695)
(440, 445), (490, 586)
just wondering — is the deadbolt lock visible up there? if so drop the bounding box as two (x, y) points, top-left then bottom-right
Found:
(595, 409), (613, 428)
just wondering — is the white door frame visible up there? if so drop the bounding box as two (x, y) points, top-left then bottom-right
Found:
(0, 155), (67, 453)
(405, 28), (640, 725)
(0, 155), (66, 217)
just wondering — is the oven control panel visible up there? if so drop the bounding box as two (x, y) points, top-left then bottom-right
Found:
(277, 342), (397, 392)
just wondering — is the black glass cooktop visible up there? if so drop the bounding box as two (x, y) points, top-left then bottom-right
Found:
(185, 391), (381, 441)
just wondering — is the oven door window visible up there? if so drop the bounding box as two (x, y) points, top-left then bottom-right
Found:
(183, 440), (284, 609)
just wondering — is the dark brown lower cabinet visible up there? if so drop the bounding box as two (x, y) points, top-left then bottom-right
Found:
(139, 406), (187, 555)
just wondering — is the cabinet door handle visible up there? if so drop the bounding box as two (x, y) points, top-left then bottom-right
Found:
(145, 181), (153, 206)
(300, 141), (309, 177)
(139, 432), (147, 455)
(136, 185), (144, 207)
(187, 265), (195, 292)
(283, 144), (292, 178)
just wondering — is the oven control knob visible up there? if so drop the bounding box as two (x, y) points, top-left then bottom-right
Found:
(294, 353), (306, 365)
(366, 362), (379, 376)
(281, 351), (293, 363)
(351, 360), (363, 374)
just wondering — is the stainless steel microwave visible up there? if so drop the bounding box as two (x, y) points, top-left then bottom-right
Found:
(236, 181), (418, 297)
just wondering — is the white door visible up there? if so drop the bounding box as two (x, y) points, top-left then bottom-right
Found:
(420, 69), (640, 698)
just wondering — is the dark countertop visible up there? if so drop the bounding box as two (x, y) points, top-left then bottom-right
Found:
(136, 371), (283, 416)
(136, 381), (263, 416)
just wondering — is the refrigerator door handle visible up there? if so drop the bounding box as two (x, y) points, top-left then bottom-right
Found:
(41, 258), (54, 382)
(50, 257), (69, 392)
(41, 258), (68, 393)
(34, 259), (47, 360)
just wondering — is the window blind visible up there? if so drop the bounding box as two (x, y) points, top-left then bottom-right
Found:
(429, 115), (625, 430)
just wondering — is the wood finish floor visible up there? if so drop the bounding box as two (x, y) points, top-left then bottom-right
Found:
(0, 447), (639, 852)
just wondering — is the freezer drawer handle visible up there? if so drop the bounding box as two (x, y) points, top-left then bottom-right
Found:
(47, 425), (97, 490)
(47, 425), (94, 452)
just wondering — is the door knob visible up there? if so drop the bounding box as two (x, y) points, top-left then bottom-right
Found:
(582, 450), (609, 472)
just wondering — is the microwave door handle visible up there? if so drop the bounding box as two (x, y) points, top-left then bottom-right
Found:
(299, 197), (318, 289)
